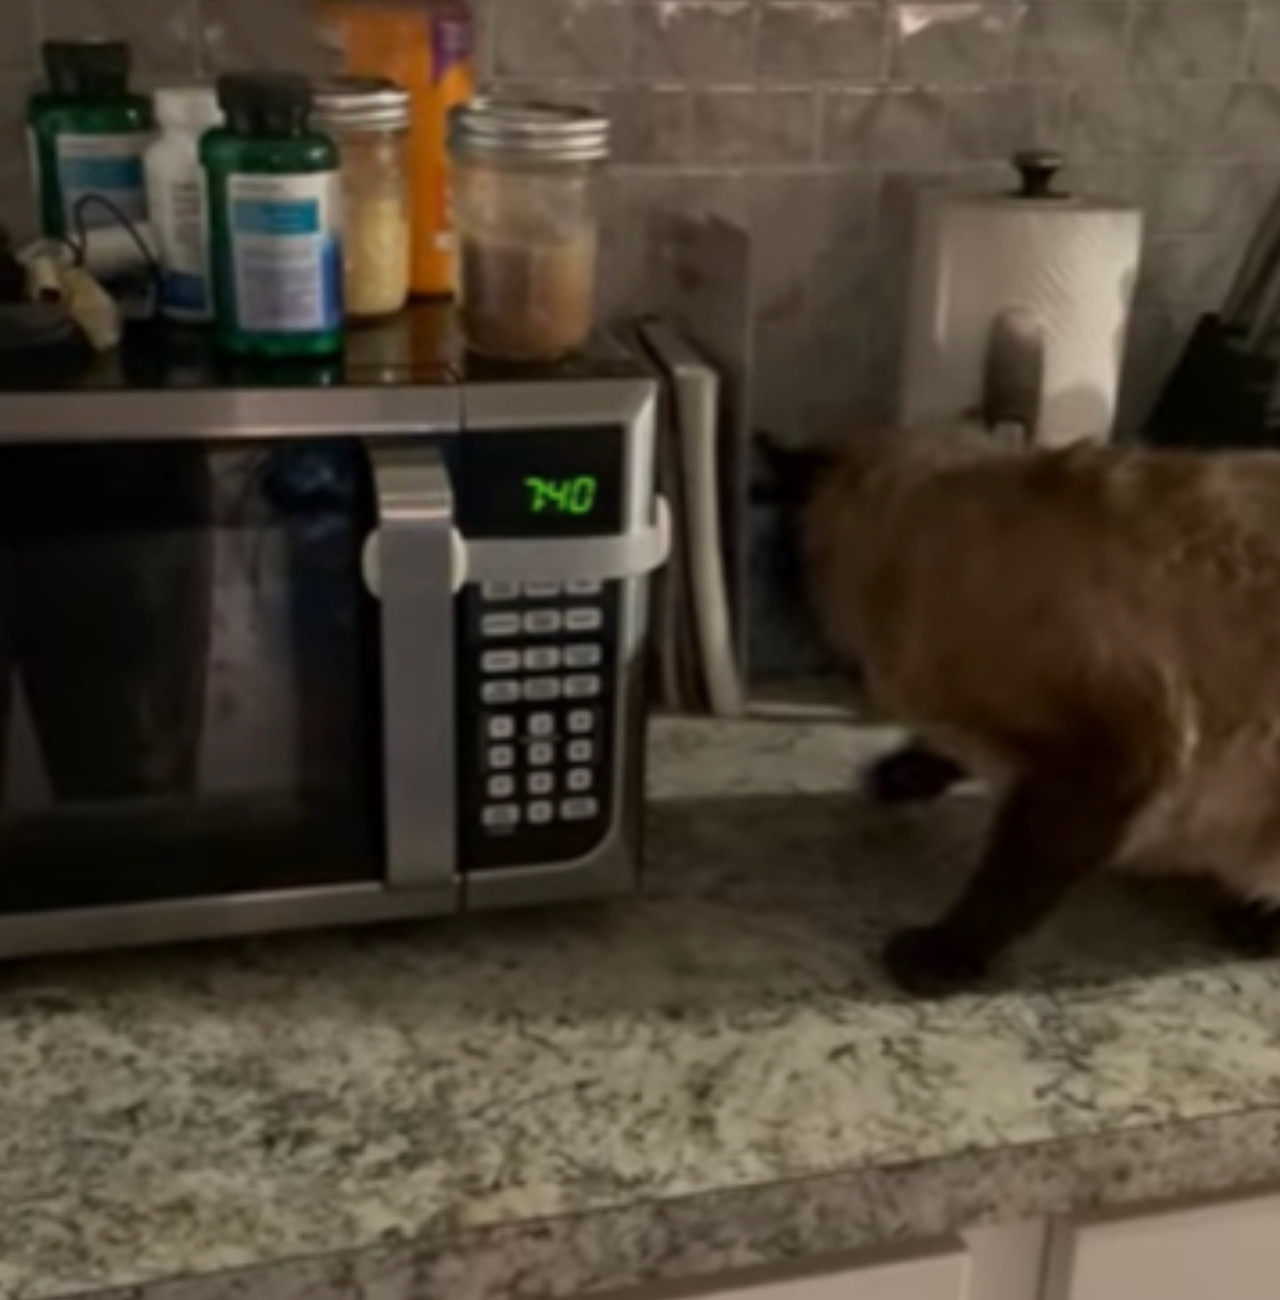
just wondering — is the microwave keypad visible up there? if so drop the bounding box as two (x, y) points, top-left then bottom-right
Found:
(460, 579), (621, 871)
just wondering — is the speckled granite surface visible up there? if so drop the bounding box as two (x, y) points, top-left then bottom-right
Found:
(5, 717), (1280, 1300)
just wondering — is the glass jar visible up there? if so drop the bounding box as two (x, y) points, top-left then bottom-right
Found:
(448, 100), (609, 362)
(319, 1), (476, 298)
(313, 78), (412, 322)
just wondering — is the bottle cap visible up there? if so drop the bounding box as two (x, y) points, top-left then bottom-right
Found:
(313, 78), (411, 133)
(42, 40), (131, 99)
(216, 73), (313, 137)
(449, 100), (609, 166)
(154, 85), (224, 133)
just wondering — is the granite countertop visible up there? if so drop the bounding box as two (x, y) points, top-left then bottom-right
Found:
(5, 717), (1280, 1300)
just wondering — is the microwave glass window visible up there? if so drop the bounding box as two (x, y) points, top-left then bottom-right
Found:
(0, 441), (382, 912)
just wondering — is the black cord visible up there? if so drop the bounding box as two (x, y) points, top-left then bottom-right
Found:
(71, 193), (162, 285)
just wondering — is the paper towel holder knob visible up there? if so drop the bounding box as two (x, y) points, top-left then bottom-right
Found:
(1011, 150), (1067, 200)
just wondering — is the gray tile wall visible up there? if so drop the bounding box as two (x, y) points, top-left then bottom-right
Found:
(3, 0), (1278, 442)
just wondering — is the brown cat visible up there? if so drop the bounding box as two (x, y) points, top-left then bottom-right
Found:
(805, 424), (1280, 994)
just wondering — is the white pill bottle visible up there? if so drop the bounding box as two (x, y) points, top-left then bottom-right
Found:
(145, 87), (224, 324)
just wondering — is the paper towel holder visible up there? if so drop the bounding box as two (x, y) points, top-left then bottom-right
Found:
(1010, 150), (1069, 201)
(902, 150), (1142, 448)
(981, 308), (1045, 446)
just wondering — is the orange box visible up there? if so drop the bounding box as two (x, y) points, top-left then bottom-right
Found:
(319, 0), (474, 299)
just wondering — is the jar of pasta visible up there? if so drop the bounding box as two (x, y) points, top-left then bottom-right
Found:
(449, 100), (609, 361)
(313, 78), (411, 321)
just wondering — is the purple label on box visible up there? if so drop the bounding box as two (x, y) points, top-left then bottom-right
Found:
(430, 13), (472, 83)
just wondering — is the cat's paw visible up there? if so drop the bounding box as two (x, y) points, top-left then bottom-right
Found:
(882, 926), (989, 996)
(865, 747), (964, 805)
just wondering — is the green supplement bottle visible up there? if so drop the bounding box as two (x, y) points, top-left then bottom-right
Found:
(202, 74), (344, 358)
(27, 40), (153, 240)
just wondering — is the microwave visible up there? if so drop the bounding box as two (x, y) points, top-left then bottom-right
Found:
(0, 314), (668, 958)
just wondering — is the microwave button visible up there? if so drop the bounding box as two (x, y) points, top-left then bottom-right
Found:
(483, 804), (521, 829)
(528, 712), (556, 738)
(565, 608), (603, 633)
(528, 771), (555, 796)
(487, 745), (516, 770)
(567, 738), (595, 764)
(482, 649), (521, 674)
(482, 581), (521, 602)
(523, 610), (563, 636)
(565, 674), (602, 700)
(523, 581), (562, 600)
(524, 646), (562, 672)
(568, 579), (603, 597)
(564, 644), (602, 669)
(529, 742), (556, 768)
(562, 797), (600, 822)
(568, 709), (595, 735)
(481, 612), (521, 638)
(528, 800), (555, 825)
(567, 768), (594, 793)
(482, 680), (521, 705)
(487, 774), (516, 800)
(523, 677), (562, 703)
(487, 714), (516, 741)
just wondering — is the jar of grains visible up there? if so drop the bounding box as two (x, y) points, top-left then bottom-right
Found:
(448, 100), (608, 361)
(313, 77), (412, 321)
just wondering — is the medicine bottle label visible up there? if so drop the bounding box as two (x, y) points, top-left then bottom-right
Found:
(158, 174), (212, 319)
(56, 134), (149, 232)
(227, 172), (343, 335)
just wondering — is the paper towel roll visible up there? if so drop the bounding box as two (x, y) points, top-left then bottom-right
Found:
(900, 182), (1143, 447)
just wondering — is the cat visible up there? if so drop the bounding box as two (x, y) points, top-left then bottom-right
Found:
(804, 424), (1280, 994)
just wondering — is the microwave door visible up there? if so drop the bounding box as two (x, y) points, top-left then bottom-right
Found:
(0, 440), (387, 913)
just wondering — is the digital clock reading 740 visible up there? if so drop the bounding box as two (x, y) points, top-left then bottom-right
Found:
(525, 475), (600, 517)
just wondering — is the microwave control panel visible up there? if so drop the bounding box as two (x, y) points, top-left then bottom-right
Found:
(454, 423), (631, 871)
(458, 578), (622, 870)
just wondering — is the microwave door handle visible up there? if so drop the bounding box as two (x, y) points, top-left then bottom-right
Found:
(363, 445), (459, 897)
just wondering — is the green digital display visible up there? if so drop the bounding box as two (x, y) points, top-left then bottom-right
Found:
(525, 475), (600, 517)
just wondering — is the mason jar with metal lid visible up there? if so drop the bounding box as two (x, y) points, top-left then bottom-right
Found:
(448, 99), (609, 361)
(313, 77), (412, 321)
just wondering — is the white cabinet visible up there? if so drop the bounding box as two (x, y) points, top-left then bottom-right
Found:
(965, 1223), (1049, 1300)
(686, 1247), (968, 1300)
(599, 1223), (1043, 1300)
(1044, 1194), (1280, 1300)
(600, 1195), (1280, 1300)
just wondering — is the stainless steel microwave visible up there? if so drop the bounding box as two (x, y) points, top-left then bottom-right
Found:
(0, 317), (667, 958)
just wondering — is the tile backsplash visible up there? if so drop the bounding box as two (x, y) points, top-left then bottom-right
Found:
(3, 0), (1278, 444)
